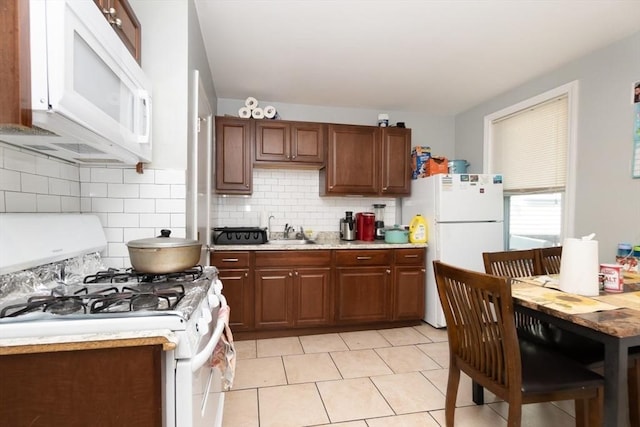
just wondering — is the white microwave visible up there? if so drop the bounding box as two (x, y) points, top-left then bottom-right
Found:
(1, 0), (152, 165)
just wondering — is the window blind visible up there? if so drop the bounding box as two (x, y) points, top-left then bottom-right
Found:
(491, 95), (568, 192)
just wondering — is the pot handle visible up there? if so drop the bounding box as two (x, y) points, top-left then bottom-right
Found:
(159, 229), (172, 238)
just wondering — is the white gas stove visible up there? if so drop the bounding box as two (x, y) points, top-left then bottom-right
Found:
(0, 213), (232, 427)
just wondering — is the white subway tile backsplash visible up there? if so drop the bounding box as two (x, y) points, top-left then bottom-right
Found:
(156, 199), (185, 213)
(79, 167), (91, 182)
(108, 183), (140, 198)
(124, 198), (155, 213)
(124, 168), (155, 184)
(139, 184), (171, 199)
(60, 163), (80, 181)
(92, 198), (124, 213)
(0, 192), (4, 211)
(81, 197), (92, 212)
(82, 182), (108, 197)
(4, 149), (36, 174)
(170, 184), (186, 199)
(49, 178), (71, 196)
(69, 182), (81, 197)
(102, 256), (126, 269)
(61, 196), (80, 212)
(170, 213), (186, 228)
(36, 194), (62, 212)
(107, 213), (140, 228)
(5, 192), (37, 212)
(138, 213), (171, 227)
(108, 242), (130, 257)
(103, 227), (124, 243)
(35, 157), (61, 178)
(123, 227), (155, 241)
(91, 168), (123, 183)
(155, 169), (185, 185)
(21, 173), (48, 194)
(0, 169), (20, 191)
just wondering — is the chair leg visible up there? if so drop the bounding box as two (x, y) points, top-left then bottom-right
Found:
(628, 361), (640, 427)
(506, 401), (523, 427)
(575, 391), (604, 427)
(445, 364), (461, 427)
(472, 381), (485, 405)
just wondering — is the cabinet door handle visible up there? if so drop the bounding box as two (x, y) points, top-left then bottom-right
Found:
(295, 271), (299, 276)
(289, 272), (293, 277)
(292, 155), (296, 159)
(421, 269), (426, 273)
(356, 256), (372, 260)
(221, 258), (239, 262)
(404, 254), (419, 259)
(245, 184), (249, 188)
(386, 269), (391, 274)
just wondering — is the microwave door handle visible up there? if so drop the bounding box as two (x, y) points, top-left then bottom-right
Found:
(136, 89), (152, 143)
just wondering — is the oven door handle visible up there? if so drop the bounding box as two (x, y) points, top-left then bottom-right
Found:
(191, 294), (228, 373)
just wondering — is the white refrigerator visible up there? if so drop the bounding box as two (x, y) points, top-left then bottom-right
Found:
(402, 174), (504, 327)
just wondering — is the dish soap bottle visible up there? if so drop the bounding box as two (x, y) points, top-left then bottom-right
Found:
(409, 214), (428, 243)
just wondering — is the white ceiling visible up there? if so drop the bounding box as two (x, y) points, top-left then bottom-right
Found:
(195, 0), (640, 115)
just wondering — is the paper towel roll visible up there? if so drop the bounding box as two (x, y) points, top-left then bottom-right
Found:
(238, 107), (252, 118)
(251, 107), (265, 119)
(264, 105), (277, 119)
(245, 97), (259, 109)
(559, 237), (600, 296)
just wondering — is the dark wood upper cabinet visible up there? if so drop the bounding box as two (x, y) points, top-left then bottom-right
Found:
(93, 0), (142, 64)
(381, 127), (412, 196)
(215, 117), (253, 195)
(254, 120), (325, 167)
(321, 124), (411, 196)
(0, 0), (31, 128)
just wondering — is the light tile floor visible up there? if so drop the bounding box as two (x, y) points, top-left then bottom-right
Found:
(223, 323), (577, 426)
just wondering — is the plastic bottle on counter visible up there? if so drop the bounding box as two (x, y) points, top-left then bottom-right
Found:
(409, 214), (428, 243)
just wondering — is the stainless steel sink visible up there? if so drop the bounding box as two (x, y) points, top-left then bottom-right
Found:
(267, 239), (316, 245)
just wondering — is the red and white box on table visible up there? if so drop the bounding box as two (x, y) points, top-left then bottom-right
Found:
(600, 263), (624, 292)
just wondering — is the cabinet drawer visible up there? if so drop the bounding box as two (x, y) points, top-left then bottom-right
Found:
(335, 250), (391, 266)
(394, 248), (426, 265)
(211, 251), (250, 268)
(255, 250), (331, 267)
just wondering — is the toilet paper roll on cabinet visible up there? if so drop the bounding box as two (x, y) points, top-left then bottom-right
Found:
(264, 105), (277, 119)
(245, 97), (259, 109)
(251, 107), (265, 119)
(559, 237), (600, 296)
(238, 107), (252, 118)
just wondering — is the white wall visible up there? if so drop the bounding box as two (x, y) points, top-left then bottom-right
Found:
(455, 31), (640, 261)
(214, 99), (455, 231)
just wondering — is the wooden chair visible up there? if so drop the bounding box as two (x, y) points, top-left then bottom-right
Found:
(538, 246), (562, 275)
(433, 260), (604, 427)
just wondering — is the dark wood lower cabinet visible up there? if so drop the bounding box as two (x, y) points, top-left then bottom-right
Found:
(0, 345), (162, 426)
(254, 251), (332, 329)
(212, 247), (426, 339)
(335, 266), (391, 323)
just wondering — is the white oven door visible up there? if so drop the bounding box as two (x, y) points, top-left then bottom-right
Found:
(175, 295), (228, 427)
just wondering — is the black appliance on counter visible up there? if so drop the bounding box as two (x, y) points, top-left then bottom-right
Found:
(212, 227), (268, 245)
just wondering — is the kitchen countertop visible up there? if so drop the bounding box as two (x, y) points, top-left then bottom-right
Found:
(0, 329), (177, 355)
(212, 240), (427, 251)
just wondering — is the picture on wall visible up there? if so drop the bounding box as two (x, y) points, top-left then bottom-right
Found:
(633, 81), (640, 178)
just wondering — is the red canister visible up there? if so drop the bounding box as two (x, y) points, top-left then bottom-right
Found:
(355, 212), (375, 241)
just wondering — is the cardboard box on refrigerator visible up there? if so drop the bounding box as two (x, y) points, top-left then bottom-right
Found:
(426, 156), (449, 176)
(411, 146), (431, 179)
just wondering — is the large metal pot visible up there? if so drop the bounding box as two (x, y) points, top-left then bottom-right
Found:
(126, 229), (201, 274)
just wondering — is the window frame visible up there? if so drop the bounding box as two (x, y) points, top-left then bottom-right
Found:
(483, 80), (579, 243)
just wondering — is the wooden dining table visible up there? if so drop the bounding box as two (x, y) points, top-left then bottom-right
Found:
(472, 273), (640, 427)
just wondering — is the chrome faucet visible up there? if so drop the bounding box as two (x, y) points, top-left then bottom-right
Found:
(283, 224), (295, 239)
(267, 215), (275, 240)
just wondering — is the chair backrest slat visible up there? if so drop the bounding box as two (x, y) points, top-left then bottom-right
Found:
(483, 249), (542, 278)
(434, 261), (521, 393)
(539, 246), (562, 275)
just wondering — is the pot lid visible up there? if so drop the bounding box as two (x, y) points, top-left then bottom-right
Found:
(126, 229), (201, 249)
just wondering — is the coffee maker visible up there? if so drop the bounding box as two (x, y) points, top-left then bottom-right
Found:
(339, 211), (356, 241)
(373, 204), (386, 240)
